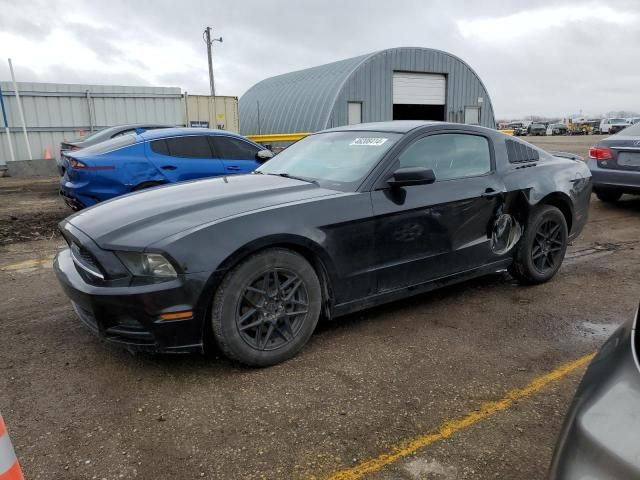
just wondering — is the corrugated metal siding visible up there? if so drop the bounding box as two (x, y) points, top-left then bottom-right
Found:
(239, 47), (495, 135)
(0, 82), (183, 165)
(185, 95), (239, 132)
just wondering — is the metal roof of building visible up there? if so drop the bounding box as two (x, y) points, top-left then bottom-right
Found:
(240, 53), (373, 135)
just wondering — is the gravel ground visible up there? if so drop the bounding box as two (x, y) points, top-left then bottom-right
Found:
(1, 134), (636, 480)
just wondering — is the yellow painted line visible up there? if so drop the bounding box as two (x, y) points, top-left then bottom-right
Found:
(498, 129), (515, 136)
(323, 353), (595, 480)
(246, 132), (311, 143)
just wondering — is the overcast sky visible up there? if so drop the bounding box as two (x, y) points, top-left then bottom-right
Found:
(0, 0), (638, 119)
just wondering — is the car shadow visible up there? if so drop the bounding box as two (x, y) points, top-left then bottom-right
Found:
(314, 271), (512, 336)
(594, 194), (640, 212)
(110, 271), (514, 373)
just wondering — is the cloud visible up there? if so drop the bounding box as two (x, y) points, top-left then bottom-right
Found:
(0, 0), (638, 118)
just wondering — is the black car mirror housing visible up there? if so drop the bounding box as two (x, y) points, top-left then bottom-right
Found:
(387, 167), (436, 188)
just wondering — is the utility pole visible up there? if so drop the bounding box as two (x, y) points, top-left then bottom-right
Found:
(8, 58), (32, 160)
(203, 27), (223, 97)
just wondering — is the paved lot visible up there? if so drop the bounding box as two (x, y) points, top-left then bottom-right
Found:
(1, 135), (637, 480)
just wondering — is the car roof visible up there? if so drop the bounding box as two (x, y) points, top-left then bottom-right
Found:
(137, 127), (249, 141)
(319, 121), (502, 138)
(320, 120), (442, 134)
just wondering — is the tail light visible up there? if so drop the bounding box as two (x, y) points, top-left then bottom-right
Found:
(69, 158), (88, 169)
(589, 147), (613, 160)
(67, 157), (114, 170)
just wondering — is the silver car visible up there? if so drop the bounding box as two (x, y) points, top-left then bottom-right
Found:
(588, 121), (640, 202)
(549, 306), (640, 479)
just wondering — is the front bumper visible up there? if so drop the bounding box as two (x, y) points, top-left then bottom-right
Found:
(548, 312), (640, 479)
(588, 159), (640, 194)
(54, 248), (211, 353)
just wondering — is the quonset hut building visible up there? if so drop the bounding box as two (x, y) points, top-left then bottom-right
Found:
(239, 47), (495, 135)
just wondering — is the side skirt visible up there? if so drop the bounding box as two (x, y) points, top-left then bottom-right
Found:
(332, 259), (513, 318)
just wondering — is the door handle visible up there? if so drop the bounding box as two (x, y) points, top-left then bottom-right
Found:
(226, 166), (242, 171)
(481, 188), (502, 199)
(160, 165), (177, 170)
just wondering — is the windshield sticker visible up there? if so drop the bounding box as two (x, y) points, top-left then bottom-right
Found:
(350, 137), (388, 146)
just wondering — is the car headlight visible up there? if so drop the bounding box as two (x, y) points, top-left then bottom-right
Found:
(116, 252), (177, 278)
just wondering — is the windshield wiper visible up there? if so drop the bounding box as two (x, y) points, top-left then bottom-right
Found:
(267, 172), (319, 186)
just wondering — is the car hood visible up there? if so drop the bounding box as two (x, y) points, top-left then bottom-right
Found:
(65, 174), (342, 250)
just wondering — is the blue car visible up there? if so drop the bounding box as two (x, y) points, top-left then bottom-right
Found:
(59, 128), (272, 209)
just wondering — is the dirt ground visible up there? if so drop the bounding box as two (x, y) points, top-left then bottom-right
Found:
(1, 134), (636, 480)
(0, 177), (66, 244)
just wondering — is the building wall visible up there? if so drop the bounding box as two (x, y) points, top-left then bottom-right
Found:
(239, 47), (496, 135)
(330, 48), (494, 129)
(0, 82), (184, 165)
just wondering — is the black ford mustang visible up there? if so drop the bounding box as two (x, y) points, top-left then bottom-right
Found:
(54, 122), (592, 366)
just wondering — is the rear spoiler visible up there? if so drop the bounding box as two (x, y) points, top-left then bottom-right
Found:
(550, 151), (584, 162)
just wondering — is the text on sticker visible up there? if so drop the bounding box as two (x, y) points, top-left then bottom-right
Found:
(350, 138), (388, 146)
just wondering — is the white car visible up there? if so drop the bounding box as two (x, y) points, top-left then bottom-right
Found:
(600, 118), (629, 134)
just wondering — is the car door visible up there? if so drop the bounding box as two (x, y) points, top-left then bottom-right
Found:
(208, 135), (261, 174)
(370, 131), (505, 292)
(146, 135), (225, 182)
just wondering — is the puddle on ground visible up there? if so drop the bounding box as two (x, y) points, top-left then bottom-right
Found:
(576, 321), (620, 339)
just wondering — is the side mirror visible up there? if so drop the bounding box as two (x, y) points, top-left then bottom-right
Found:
(387, 167), (436, 188)
(256, 149), (274, 163)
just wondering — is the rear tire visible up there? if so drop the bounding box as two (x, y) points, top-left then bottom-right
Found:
(211, 248), (322, 367)
(509, 205), (568, 285)
(595, 190), (622, 203)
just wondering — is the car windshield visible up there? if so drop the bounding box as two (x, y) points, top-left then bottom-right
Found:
(610, 118), (627, 124)
(256, 131), (402, 191)
(531, 123), (544, 128)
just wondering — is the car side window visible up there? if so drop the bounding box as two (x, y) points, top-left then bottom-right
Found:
(150, 139), (170, 155)
(163, 136), (214, 159)
(210, 136), (260, 160)
(398, 133), (491, 181)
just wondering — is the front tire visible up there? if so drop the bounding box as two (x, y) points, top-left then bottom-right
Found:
(211, 248), (322, 367)
(509, 205), (568, 285)
(595, 190), (622, 203)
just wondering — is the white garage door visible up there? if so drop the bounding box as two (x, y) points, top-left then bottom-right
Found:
(392, 73), (446, 105)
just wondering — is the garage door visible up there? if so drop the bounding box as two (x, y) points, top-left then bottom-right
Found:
(392, 73), (446, 105)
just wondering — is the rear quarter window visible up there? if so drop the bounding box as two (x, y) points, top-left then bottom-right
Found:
(505, 138), (540, 163)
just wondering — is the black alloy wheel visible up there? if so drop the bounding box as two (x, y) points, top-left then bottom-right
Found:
(531, 219), (564, 274)
(509, 205), (568, 285)
(236, 269), (309, 351)
(212, 248), (322, 367)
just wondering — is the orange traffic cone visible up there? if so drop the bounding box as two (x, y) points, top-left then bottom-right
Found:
(43, 148), (53, 160)
(0, 414), (24, 480)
